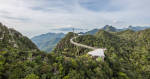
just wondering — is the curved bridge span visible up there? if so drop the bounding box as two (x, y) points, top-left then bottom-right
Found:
(70, 35), (106, 58)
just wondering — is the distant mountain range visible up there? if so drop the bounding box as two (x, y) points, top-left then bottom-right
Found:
(125, 25), (150, 31)
(1, 23), (150, 79)
(31, 33), (65, 52)
(31, 25), (150, 52)
(85, 25), (150, 35)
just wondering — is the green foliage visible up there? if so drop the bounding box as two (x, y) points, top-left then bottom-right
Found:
(24, 74), (39, 79)
(0, 23), (39, 51)
(54, 32), (90, 57)
(0, 23), (150, 79)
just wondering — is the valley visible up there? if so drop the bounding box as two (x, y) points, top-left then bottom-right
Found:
(1, 0), (150, 79)
(0, 23), (150, 79)
(32, 25), (150, 53)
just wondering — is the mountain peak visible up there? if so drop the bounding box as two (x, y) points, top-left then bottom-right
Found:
(102, 25), (117, 32)
(0, 23), (39, 50)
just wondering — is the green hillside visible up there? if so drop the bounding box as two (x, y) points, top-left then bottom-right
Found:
(31, 25), (150, 53)
(54, 29), (150, 79)
(0, 23), (150, 79)
(54, 32), (90, 56)
(0, 23), (38, 51)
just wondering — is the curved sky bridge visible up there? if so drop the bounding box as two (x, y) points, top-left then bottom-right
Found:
(70, 34), (106, 58)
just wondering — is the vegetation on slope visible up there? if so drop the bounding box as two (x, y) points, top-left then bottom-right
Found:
(31, 25), (150, 53)
(0, 23), (150, 79)
(0, 23), (38, 51)
(54, 32), (90, 57)
(75, 29), (150, 79)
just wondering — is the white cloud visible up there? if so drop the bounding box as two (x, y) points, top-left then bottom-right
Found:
(0, 0), (150, 37)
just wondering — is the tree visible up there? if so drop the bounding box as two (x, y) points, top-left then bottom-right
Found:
(24, 74), (39, 79)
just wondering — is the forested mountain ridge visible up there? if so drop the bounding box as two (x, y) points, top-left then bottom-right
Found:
(85, 25), (150, 35)
(31, 32), (65, 52)
(0, 24), (111, 79)
(0, 23), (38, 51)
(127, 25), (150, 31)
(1, 23), (149, 79)
(102, 25), (119, 32)
(54, 29), (150, 79)
(85, 29), (99, 35)
(31, 25), (150, 53)
(53, 32), (91, 56)
(85, 25), (118, 35)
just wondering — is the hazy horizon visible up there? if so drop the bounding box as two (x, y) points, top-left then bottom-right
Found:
(0, 0), (150, 37)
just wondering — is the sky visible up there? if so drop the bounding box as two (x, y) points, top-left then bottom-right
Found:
(0, 0), (150, 37)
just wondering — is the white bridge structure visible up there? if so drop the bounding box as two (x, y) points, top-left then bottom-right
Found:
(70, 28), (106, 59)
(88, 49), (106, 59)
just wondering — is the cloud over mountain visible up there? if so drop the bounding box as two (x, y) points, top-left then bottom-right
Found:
(0, 0), (150, 37)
